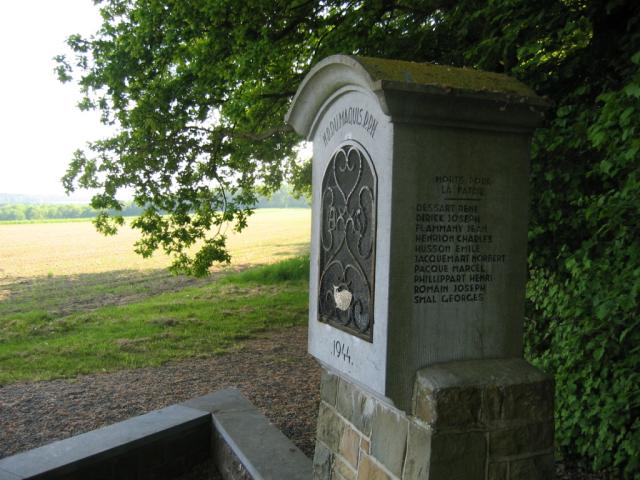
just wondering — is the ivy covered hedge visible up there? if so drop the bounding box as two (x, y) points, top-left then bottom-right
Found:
(518, 6), (640, 478)
(525, 67), (640, 477)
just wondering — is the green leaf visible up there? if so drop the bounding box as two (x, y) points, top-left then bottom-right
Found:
(593, 347), (605, 361)
(624, 83), (640, 98)
(620, 106), (634, 123)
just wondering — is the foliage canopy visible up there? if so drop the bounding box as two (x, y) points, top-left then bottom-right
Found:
(58, 0), (639, 475)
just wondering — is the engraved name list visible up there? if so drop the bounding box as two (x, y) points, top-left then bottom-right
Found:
(413, 175), (507, 305)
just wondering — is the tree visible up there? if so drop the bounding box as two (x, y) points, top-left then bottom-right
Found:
(58, 1), (639, 475)
(55, 0), (503, 276)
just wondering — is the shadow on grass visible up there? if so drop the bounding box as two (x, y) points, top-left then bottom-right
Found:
(0, 255), (311, 384)
(269, 243), (310, 257)
(0, 242), (311, 321)
(0, 269), (216, 320)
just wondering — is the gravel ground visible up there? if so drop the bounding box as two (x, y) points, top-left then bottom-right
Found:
(0, 327), (319, 460)
(0, 325), (607, 479)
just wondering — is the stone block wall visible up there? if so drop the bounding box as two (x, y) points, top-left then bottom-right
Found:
(313, 359), (554, 480)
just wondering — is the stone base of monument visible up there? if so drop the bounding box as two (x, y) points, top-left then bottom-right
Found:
(313, 359), (554, 480)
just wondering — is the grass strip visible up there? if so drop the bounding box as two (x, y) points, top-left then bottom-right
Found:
(0, 257), (310, 384)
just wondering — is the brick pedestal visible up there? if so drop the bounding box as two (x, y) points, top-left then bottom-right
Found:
(313, 359), (554, 480)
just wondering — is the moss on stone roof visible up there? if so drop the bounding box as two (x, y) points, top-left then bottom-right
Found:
(356, 56), (538, 99)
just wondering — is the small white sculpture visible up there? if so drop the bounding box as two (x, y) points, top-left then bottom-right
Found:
(333, 285), (353, 311)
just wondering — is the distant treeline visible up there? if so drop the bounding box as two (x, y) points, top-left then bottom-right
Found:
(0, 203), (144, 221)
(0, 193), (92, 205)
(253, 188), (309, 209)
(0, 188), (309, 221)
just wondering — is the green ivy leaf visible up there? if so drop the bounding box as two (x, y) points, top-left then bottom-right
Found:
(623, 83), (640, 98)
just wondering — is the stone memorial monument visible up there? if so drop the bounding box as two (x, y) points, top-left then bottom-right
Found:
(286, 55), (554, 480)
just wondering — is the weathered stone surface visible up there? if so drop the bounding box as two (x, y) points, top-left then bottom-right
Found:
(435, 386), (482, 429)
(482, 384), (504, 424)
(414, 381), (485, 430)
(336, 380), (357, 418)
(430, 431), (486, 480)
(313, 441), (333, 480)
(489, 422), (554, 458)
(357, 454), (394, 480)
(339, 426), (361, 468)
(509, 453), (554, 479)
(500, 381), (555, 424)
(336, 378), (376, 436)
(413, 387), (436, 425)
(0, 467), (21, 480)
(360, 437), (370, 455)
(483, 380), (554, 425)
(334, 456), (357, 480)
(371, 404), (409, 478)
(402, 422), (431, 480)
(317, 402), (346, 452)
(414, 359), (554, 430)
(487, 461), (508, 480)
(321, 369), (340, 406)
(415, 359), (549, 393)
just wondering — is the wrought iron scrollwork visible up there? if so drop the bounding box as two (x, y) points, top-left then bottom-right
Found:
(318, 142), (377, 342)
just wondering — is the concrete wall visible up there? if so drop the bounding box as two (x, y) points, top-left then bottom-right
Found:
(0, 389), (311, 480)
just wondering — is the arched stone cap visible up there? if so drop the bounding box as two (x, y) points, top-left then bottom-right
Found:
(285, 55), (550, 138)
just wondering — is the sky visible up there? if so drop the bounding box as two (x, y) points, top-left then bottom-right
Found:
(0, 1), (110, 198)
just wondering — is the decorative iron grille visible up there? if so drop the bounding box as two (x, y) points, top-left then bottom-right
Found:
(318, 142), (377, 342)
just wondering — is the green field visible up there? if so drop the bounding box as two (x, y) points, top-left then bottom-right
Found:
(0, 209), (311, 383)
